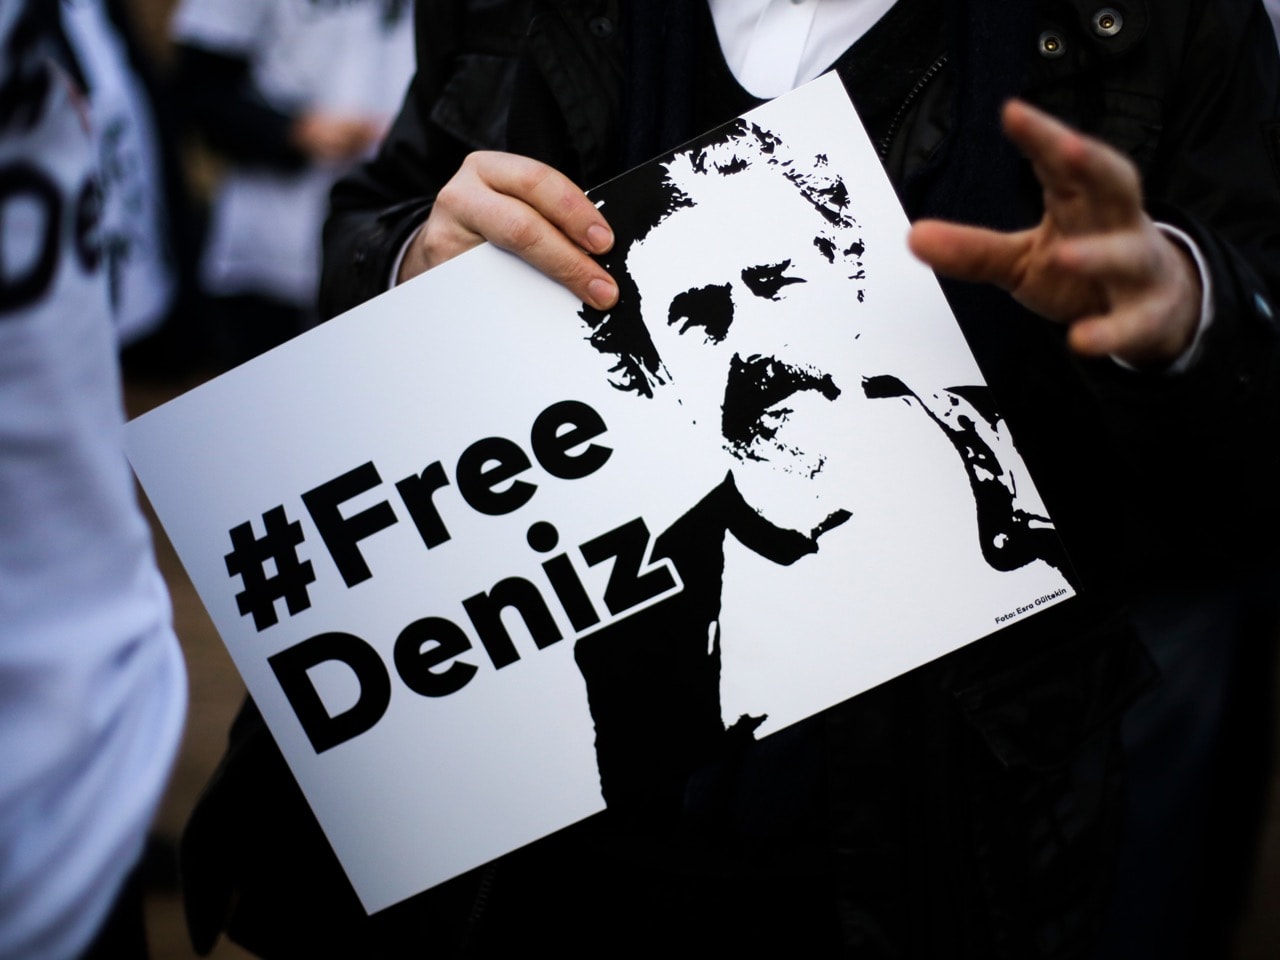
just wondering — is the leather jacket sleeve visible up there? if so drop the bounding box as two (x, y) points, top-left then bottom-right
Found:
(319, 0), (622, 318)
(320, 4), (461, 317)
(319, 3), (534, 317)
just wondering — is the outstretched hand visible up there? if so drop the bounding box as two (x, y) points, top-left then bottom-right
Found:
(908, 99), (1202, 369)
(397, 151), (619, 310)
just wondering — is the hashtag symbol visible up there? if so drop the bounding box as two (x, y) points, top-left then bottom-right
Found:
(224, 506), (316, 631)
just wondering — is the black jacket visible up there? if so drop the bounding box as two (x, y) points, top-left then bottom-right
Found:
(323, 0), (1280, 590)
(181, 2), (1280, 958)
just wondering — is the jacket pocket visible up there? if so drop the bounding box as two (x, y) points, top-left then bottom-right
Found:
(429, 53), (519, 151)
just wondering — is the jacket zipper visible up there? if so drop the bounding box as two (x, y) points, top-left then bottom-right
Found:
(456, 863), (498, 956)
(876, 53), (948, 162)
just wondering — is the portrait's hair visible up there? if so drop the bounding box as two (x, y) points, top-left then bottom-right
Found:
(581, 119), (866, 396)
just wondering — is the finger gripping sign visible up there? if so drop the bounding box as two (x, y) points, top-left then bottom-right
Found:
(125, 74), (1074, 913)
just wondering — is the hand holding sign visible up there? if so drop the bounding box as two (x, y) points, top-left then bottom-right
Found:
(397, 151), (620, 310)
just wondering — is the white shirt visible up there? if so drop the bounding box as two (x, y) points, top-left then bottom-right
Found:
(708, 0), (897, 98)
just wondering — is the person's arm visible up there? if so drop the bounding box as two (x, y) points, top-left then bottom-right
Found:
(394, 150), (617, 303)
(172, 42), (386, 171)
(322, 118), (615, 315)
(319, 5), (620, 318)
(171, 42), (304, 168)
(907, 99), (1204, 370)
(912, 0), (1280, 374)
(915, 0), (1280, 570)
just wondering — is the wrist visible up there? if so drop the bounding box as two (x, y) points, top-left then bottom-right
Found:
(1110, 225), (1205, 370)
(394, 223), (429, 285)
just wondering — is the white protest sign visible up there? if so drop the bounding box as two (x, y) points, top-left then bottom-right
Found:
(126, 74), (1073, 913)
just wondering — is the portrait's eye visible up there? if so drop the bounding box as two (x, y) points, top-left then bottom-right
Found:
(741, 260), (806, 301)
(668, 283), (734, 344)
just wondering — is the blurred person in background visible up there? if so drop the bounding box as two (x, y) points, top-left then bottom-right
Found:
(169, 0), (415, 366)
(0, 3), (187, 957)
(59, 0), (205, 379)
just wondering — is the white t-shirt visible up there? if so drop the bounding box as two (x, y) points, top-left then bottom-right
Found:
(0, 6), (186, 958)
(171, 0), (416, 306)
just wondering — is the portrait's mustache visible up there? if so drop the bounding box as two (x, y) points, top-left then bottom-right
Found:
(721, 353), (840, 459)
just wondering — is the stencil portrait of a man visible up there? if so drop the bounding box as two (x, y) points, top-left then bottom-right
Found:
(572, 118), (1070, 822)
